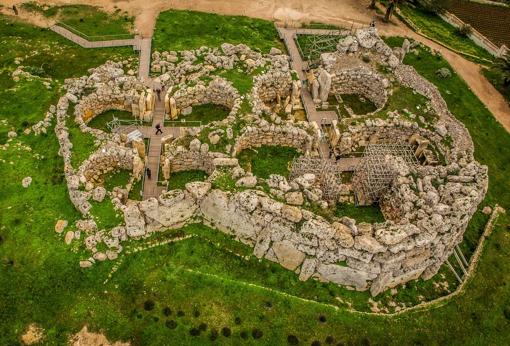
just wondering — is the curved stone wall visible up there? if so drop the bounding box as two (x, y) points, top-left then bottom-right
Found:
(330, 67), (388, 110)
(172, 77), (240, 111)
(232, 124), (316, 156)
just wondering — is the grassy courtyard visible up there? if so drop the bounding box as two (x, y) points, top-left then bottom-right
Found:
(153, 10), (284, 53)
(237, 145), (300, 179)
(1, 9), (510, 346)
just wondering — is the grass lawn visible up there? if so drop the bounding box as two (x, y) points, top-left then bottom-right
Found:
(168, 170), (207, 190)
(334, 203), (385, 224)
(153, 10), (284, 53)
(67, 117), (97, 168)
(128, 178), (143, 201)
(237, 145), (300, 179)
(483, 67), (510, 105)
(20, 3), (133, 39)
(87, 109), (136, 132)
(103, 169), (131, 190)
(396, 3), (494, 63)
(340, 94), (377, 115)
(212, 68), (254, 95)
(179, 104), (230, 125)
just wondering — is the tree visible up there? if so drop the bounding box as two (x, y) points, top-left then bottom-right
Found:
(494, 53), (510, 87)
(384, 0), (401, 22)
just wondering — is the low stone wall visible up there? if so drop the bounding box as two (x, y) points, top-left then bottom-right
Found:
(171, 77), (241, 117)
(336, 117), (445, 157)
(77, 143), (137, 184)
(232, 124), (315, 156)
(330, 67), (388, 110)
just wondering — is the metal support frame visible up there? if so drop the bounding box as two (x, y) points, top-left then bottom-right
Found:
(352, 143), (418, 205)
(290, 157), (342, 202)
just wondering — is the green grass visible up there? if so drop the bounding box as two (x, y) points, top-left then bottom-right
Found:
(212, 68), (254, 95)
(179, 104), (230, 124)
(87, 109), (136, 132)
(168, 170), (207, 190)
(237, 145), (300, 179)
(334, 203), (385, 224)
(340, 94), (377, 115)
(89, 198), (123, 230)
(103, 169), (131, 190)
(483, 67), (510, 105)
(2, 14), (510, 344)
(397, 3), (494, 63)
(128, 178), (143, 201)
(21, 3), (133, 39)
(67, 117), (97, 168)
(0, 14), (134, 80)
(153, 10), (284, 53)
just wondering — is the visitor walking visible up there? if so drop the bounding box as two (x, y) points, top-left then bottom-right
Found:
(156, 88), (161, 101)
(146, 168), (152, 179)
(12, 5), (18, 15)
(155, 123), (163, 135)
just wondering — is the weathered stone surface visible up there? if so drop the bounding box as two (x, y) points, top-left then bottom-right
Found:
(236, 176), (257, 188)
(299, 258), (317, 281)
(285, 191), (304, 206)
(124, 204), (145, 238)
(64, 231), (75, 245)
(332, 222), (355, 248)
(92, 186), (106, 202)
(316, 263), (374, 290)
(79, 260), (93, 268)
(281, 205), (302, 223)
(55, 220), (68, 234)
(271, 240), (306, 270)
(354, 235), (387, 253)
(22, 176), (32, 188)
(185, 181), (211, 200)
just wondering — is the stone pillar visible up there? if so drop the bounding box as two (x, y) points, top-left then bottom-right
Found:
(318, 69), (332, 103)
(132, 138), (146, 160)
(132, 154), (144, 180)
(162, 157), (171, 180)
(291, 80), (302, 110)
(170, 97), (178, 120)
(164, 92), (170, 119)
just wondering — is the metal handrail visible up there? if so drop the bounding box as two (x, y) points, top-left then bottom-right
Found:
(163, 120), (202, 127)
(56, 21), (134, 41)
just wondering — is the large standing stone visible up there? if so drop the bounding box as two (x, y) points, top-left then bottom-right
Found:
(318, 69), (332, 102)
(285, 191), (304, 206)
(299, 258), (317, 281)
(316, 263), (375, 290)
(124, 204), (145, 238)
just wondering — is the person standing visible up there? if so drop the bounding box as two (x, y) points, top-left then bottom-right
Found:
(146, 168), (152, 179)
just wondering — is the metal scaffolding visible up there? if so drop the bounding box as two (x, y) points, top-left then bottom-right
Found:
(289, 157), (342, 202)
(352, 143), (418, 205)
(296, 33), (341, 67)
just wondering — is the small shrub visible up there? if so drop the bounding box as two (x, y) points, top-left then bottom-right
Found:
(456, 24), (472, 37)
(325, 336), (335, 344)
(177, 310), (185, 317)
(222, 327), (231, 337)
(189, 328), (200, 336)
(240, 331), (248, 339)
(504, 308), (510, 320)
(435, 67), (452, 79)
(252, 328), (263, 339)
(193, 309), (200, 318)
(199, 323), (207, 331)
(311, 341), (321, 346)
(165, 320), (177, 329)
(163, 307), (172, 316)
(210, 329), (219, 341)
(143, 300), (155, 311)
(287, 335), (299, 345)
(318, 314), (327, 323)
(234, 317), (242, 325)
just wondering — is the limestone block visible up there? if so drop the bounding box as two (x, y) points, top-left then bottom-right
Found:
(271, 240), (306, 270)
(318, 69), (332, 102)
(316, 263), (375, 290)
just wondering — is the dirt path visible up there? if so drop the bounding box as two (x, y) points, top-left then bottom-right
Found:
(4, 0), (510, 131)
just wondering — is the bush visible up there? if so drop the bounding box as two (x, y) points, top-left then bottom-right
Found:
(177, 310), (185, 317)
(436, 67), (452, 79)
(311, 341), (322, 346)
(162, 307), (172, 316)
(252, 328), (263, 339)
(287, 335), (299, 345)
(222, 327), (231, 337)
(318, 314), (327, 323)
(325, 336), (335, 344)
(143, 300), (155, 311)
(189, 328), (200, 336)
(240, 331), (248, 339)
(165, 320), (177, 329)
(199, 323), (208, 331)
(235, 317), (242, 325)
(456, 24), (472, 37)
(210, 329), (219, 341)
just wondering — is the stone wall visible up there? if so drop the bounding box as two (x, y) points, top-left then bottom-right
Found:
(170, 77), (242, 118)
(330, 67), (388, 110)
(232, 124), (315, 156)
